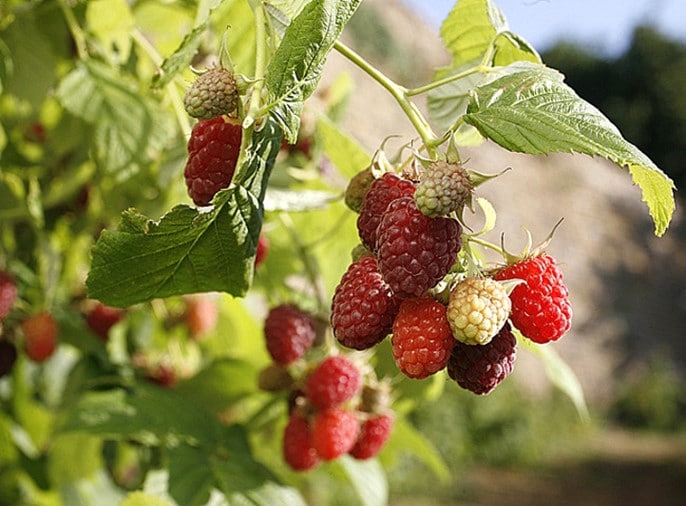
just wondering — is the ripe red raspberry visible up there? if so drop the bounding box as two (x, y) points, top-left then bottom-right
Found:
(283, 413), (319, 471)
(254, 233), (269, 268)
(494, 254), (572, 343)
(349, 414), (394, 460)
(448, 277), (511, 345)
(377, 197), (462, 298)
(85, 302), (124, 341)
(21, 312), (58, 363)
(306, 356), (362, 410)
(264, 304), (316, 365)
(0, 270), (17, 320)
(184, 117), (242, 206)
(331, 256), (399, 350)
(312, 408), (360, 461)
(391, 297), (456, 379)
(183, 67), (239, 120)
(185, 296), (218, 339)
(357, 173), (415, 251)
(447, 322), (517, 395)
(0, 341), (18, 378)
(415, 160), (473, 217)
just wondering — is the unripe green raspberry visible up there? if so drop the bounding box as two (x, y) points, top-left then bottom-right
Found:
(183, 68), (238, 119)
(415, 160), (473, 217)
(344, 167), (375, 213)
(447, 277), (511, 345)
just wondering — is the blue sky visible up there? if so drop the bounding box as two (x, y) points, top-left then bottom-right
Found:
(401, 0), (686, 56)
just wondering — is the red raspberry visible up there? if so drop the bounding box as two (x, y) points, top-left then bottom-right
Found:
(0, 341), (18, 378)
(312, 408), (360, 461)
(21, 312), (58, 363)
(357, 173), (415, 251)
(494, 254), (572, 343)
(349, 414), (394, 460)
(0, 270), (17, 320)
(447, 322), (517, 395)
(391, 297), (456, 379)
(184, 117), (242, 206)
(306, 356), (362, 410)
(331, 256), (399, 350)
(377, 197), (462, 298)
(85, 302), (124, 341)
(283, 413), (319, 471)
(254, 233), (269, 268)
(185, 296), (218, 339)
(264, 304), (316, 365)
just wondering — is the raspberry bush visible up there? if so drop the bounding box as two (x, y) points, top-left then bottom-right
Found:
(0, 0), (676, 504)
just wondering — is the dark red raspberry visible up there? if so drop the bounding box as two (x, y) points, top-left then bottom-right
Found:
(21, 312), (58, 363)
(349, 414), (394, 460)
(184, 117), (242, 206)
(377, 197), (462, 298)
(447, 322), (517, 395)
(306, 356), (362, 410)
(264, 304), (316, 365)
(283, 413), (319, 471)
(494, 254), (572, 343)
(85, 302), (124, 341)
(312, 408), (360, 461)
(0, 341), (18, 377)
(331, 256), (399, 350)
(391, 297), (456, 379)
(0, 270), (17, 320)
(357, 173), (415, 251)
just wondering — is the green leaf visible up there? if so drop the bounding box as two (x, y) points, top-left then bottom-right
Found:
(517, 334), (590, 422)
(86, 0), (135, 62)
(337, 457), (388, 506)
(264, 188), (339, 211)
(264, 0), (311, 37)
(317, 117), (371, 178)
(264, 0), (361, 143)
(56, 61), (172, 177)
(151, 20), (209, 89)
(463, 64), (676, 236)
(47, 433), (103, 485)
(121, 492), (174, 506)
(87, 121), (282, 307)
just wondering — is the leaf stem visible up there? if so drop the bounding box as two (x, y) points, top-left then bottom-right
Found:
(57, 0), (88, 60)
(244, 5), (268, 129)
(333, 40), (439, 157)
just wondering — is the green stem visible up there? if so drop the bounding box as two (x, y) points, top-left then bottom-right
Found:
(333, 40), (439, 157)
(57, 0), (88, 60)
(245, 4), (268, 129)
(467, 235), (503, 255)
(406, 64), (484, 97)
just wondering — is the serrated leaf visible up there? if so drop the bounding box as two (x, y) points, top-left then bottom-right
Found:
(56, 61), (172, 176)
(517, 334), (590, 422)
(337, 457), (388, 506)
(87, 121), (281, 307)
(151, 20), (209, 89)
(264, 0), (311, 37)
(463, 65), (676, 236)
(264, 0), (361, 143)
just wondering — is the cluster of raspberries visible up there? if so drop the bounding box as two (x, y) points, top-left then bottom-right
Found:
(261, 304), (394, 472)
(333, 168), (573, 395)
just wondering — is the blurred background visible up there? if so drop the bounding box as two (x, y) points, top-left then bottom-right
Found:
(322, 0), (686, 504)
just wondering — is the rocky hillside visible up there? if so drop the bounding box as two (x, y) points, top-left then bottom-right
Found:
(320, 0), (686, 404)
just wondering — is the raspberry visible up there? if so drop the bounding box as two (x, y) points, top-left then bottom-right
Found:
(283, 413), (319, 471)
(264, 304), (316, 365)
(494, 254), (572, 343)
(312, 408), (360, 461)
(415, 160), (473, 217)
(331, 256), (399, 350)
(391, 297), (456, 379)
(184, 117), (242, 206)
(447, 277), (511, 345)
(447, 322), (517, 395)
(183, 68), (238, 120)
(85, 302), (123, 341)
(349, 414), (394, 460)
(0, 341), (18, 378)
(377, 197), (462, 298)
(185, 296), (218, 339)
(344, 167), (375, 213)
(357, 173), (415, 251)
(0, 270), (17, 320)
(21, 312), (58, 363)
(306, 356), (362, 410)
(254, 233), (269, 268)
(149, 363), (177, 388)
